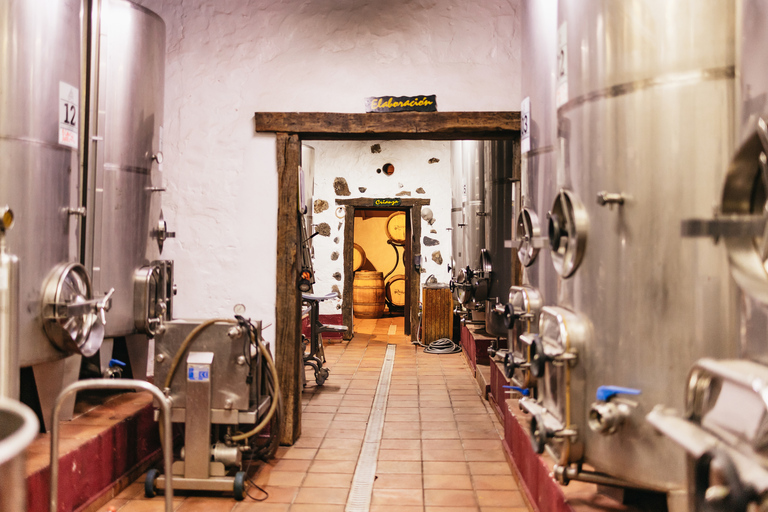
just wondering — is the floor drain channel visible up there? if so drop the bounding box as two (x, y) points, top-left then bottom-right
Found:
(345, 343), (397, 512)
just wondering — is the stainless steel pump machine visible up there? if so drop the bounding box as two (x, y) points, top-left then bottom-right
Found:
(145, 314), (280, 500)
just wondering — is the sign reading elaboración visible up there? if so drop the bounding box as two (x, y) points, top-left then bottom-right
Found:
(365, 95), (437, 113)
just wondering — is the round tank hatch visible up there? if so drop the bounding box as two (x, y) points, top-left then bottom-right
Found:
(41, 263), (104, 357)
(516, 208), (541, 267)
(721, 122), (768, 303)
(456, 268), (472, 305)
(548, 189), (588, 278)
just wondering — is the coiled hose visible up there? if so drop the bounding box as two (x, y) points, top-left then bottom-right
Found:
(419, 337), (462, 354)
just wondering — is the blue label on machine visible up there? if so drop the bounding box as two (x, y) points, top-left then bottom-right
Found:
(188, 365), (210, 382)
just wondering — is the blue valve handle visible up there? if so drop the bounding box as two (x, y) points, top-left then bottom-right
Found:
(109, 359), (126, 367)
(596, 385), (641, 402)
(503, 385), (530, 396)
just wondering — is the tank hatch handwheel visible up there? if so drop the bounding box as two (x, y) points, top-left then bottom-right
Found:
(234, 471), (246, 501)
(529, 413), (550, 455)
(694, 449), (755, 512)
(529, 335), (548, 378)
(503, 351), (518, 379)
(144, 468), (159, 498)
(503, 303), (519, 329)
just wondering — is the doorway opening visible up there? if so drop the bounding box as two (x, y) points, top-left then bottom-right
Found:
(354, 208), (407, 318)
(255, 111), (520, 444)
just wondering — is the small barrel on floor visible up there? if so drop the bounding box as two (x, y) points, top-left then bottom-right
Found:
(353, 271), (385, 319)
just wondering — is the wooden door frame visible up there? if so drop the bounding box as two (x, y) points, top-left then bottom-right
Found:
(256, 112), (520, 445)
(336, 198), (431, 341)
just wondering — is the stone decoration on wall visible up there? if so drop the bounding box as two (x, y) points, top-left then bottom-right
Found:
(416, 187), (426, 194)
(314, 199), (329, 213)
(333, 177), (351, 196)
(316, 223), (331, 236)
(423, 236), (439, 246)
(310, 140), (453, 314)
(432, 251), (443, 265)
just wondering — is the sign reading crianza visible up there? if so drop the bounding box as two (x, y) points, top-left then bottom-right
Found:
(366, 95), (437, 113)
(374, 198), (402, 207)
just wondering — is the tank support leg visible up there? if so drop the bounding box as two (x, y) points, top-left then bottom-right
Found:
(33, 354), (81, 431)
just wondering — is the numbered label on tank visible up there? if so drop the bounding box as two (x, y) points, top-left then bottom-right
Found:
(521, 97), (531, 154)
(188, 364), (210, 382)
(58, 82), (78, 149)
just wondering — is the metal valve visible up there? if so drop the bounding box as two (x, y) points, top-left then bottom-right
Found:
(65, 206), (87, 217)
(588, 386), (640, 435)
(154, 211), (176, 253)
(596, 191), (625, 207)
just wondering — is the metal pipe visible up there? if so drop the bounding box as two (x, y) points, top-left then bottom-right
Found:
(0, 232), (19, 399)
(50, 379), (173, 512)
(554, 464), (648, 489)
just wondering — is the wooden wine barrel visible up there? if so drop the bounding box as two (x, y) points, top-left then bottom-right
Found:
(385, 211), (406, 244)
(353, 243), (366, 271)
(385, 274), (406, 308)
(353, 271), (385, 318)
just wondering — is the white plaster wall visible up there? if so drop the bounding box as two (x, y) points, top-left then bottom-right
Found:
(309, 140), (452, 314)
(133, 0), (522, 343)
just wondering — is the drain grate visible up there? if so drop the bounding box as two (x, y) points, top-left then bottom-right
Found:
(345, 344), (397, 512)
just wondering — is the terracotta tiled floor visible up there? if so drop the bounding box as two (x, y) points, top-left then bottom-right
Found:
(96, 316), (532, 512)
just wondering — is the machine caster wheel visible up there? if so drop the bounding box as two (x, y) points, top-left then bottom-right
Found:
(234, 471), (246, 501)
(316, 367), (329, 386)
(144, 468), (159, 498)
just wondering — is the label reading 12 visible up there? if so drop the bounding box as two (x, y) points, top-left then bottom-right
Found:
(59, 82), (78, 149)
(188, 365), (210, 382)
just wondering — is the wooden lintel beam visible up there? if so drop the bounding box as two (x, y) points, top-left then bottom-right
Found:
(254, 112), (520, 140)
(336, 198), (431, 207)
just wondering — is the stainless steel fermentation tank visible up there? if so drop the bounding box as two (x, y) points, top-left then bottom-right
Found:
(450, 141), (466, 285)
(646, 2), (768, 510)
(519, 0), (738, 506)
(83, 0), (172, 379)
(450, 141), (487, 320)
(503, 0), (558, 387)
(1, 0), (118, 430)
(482, 140), (518, 338)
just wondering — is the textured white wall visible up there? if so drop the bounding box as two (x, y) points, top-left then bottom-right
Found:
(134, 0), (522, 343)
(309, 140), (452, 314)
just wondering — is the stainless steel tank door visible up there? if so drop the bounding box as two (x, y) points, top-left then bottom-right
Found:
(41, 263), (110, 357)
(516, 208), (544, 266)
(547, 189), (588, 278)
(134, 260), (174, 335)
(720, 121), (768, 303)
(647, 358), (768, 512)
(520, 305), (588, 464)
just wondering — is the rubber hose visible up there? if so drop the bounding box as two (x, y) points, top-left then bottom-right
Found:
(163, 318), (236, 391)
(230, 336), (280, 441)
